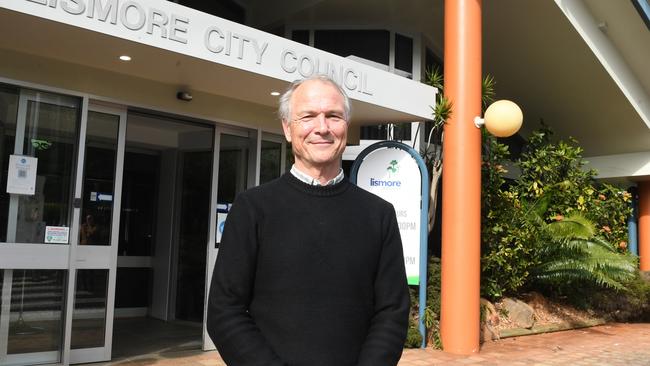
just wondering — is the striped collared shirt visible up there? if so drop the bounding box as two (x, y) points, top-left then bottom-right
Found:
(290, 165), (344, 186)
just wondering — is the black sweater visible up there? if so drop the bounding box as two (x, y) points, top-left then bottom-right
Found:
(207, 173), (410, 366)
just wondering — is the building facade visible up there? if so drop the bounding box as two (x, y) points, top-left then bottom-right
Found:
(0, 0), (649, 365)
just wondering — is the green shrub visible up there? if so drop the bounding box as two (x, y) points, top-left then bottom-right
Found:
(405, 256), (442, 348)
(481, 124), (634, 300)
(530, 213), (636, 290)
(580, 271), (650, 321)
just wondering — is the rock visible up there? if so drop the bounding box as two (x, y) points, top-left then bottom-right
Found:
(481, 322), (500, 342)
(481, 298), (500, 326)
(480, 298), (500, 342)
(502, 297), (535, 329)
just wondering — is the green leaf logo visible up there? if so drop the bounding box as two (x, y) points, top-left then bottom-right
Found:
(387, 160), (399, 175)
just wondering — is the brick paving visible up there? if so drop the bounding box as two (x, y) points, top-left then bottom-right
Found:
(92, 323), (650, 366)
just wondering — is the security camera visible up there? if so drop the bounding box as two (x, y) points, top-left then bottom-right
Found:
(176, 91), (193, 101)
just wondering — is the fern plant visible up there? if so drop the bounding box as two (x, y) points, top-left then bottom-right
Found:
(530, 213), (636, 290)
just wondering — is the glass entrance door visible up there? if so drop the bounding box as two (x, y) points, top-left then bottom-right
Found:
(0, 86), (103, 366)
(68, 104), (125, 364)
(201, 129), (286, 351)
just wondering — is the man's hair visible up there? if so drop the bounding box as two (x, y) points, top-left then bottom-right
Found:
(278, 75), (351, 123)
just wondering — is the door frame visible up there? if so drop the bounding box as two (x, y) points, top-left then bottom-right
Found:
(201, 128), (287, 351)
(67, 102), (126, 364)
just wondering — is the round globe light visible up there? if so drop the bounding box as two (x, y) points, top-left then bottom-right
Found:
(483, 100), (523, 137)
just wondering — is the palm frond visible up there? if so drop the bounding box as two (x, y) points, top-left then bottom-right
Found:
(482, 74), (496, 110)
(530, 214), (636, 290)
(545, 214), (595, 240)
(425, 67), (444, 90)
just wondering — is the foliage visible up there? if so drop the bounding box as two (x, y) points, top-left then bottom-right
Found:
(481, 124), (634, 300)
(405, 257), (442, 349)
(515, 126), (631, 249)
(566, 272), (650, 322)
(530, 212), (636, 290)
(481, 130), (537, 299)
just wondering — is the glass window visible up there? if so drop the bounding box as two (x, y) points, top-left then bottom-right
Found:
(2, 89), (80, 244)
(360, 123), (411, 141)
(292, 30), (310, 45)
(5, 269), (66, 364)
(393, 123), (412, 141)
(0, 84), (19, 242)
(360, 124), (388, 140)
(425, 48), (443, 77)
(314, 30), (390, 65)
(395, 33), (414, 74)
(217, 134), (250, 205)
(71, 269), (108, 349)
(175, 150), (212, 322)
(260, 140), (282, 184)
(118, 151), (159, 256)
(176, 0), (245, 23)
(79, 112), (119, 246)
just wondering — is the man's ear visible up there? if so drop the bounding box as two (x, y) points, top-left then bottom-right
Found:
(282, 120), (292, 143)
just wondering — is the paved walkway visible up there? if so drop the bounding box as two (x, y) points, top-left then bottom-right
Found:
(93, 323), (650, 366)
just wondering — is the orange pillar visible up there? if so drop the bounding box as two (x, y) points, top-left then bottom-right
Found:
(440, 0), (482, 354)
(639, 181), (650, 271)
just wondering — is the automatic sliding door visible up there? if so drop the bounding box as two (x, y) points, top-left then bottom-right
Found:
(202, 131), (256, 351)
(0, 87), (81, 366)
(69, 106), (125, 364)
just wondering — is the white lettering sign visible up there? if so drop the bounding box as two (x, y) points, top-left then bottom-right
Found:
(19, 0), (374, 95)
(7, 0), (439, 117)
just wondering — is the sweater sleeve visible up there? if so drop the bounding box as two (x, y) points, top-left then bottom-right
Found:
(206, 194), (286, 366)
(357, 205), (410, 366)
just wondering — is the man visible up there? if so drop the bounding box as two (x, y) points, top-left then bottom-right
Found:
(207, 75), (410, 366)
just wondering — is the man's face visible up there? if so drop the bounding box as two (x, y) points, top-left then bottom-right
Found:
(283, 80), (348, 173)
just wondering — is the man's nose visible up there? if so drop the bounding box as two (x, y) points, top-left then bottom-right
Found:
(314, 114), (329, 132)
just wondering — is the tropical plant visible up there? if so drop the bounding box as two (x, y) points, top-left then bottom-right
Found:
(481, 124), (634, 300)
(529, 212), (636, 290)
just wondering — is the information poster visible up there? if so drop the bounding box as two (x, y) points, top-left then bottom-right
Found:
(6, 155), (38, 195)
(45, 226), (70, 244)
(355, 147), (422, 285)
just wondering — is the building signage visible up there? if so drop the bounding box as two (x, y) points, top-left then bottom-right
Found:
(351, 141), (430, 346)
(6, 155), (38, 195)
(2, 0), (437, 118)
(353, 145), (425, 286)
(20, 0), (373, 95)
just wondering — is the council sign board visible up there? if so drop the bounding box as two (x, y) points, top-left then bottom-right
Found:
(352, 142), (427, 286)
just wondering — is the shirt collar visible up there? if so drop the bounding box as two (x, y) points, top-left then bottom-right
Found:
(290, 164), (344, 186)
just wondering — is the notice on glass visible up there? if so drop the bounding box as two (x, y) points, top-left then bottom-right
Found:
(6, 155), (38, 195)
(45, 226), (69, 244)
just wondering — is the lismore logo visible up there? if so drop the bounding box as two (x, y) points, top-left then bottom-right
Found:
(370, 160), (402, 187)
(386, 160), (399, 177)
(370, 177), (401, 187)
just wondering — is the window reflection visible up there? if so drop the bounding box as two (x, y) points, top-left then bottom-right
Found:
(0, 84), (19, 242)
(2, 90), (81, 245)
(5, 269), (66, 363)
(217, 134), (249, 204)
(15, 98), (78, 244)
(79, 112), (119, 246)
(71, 269), (108, 349)
(260, 140), (282, 184)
